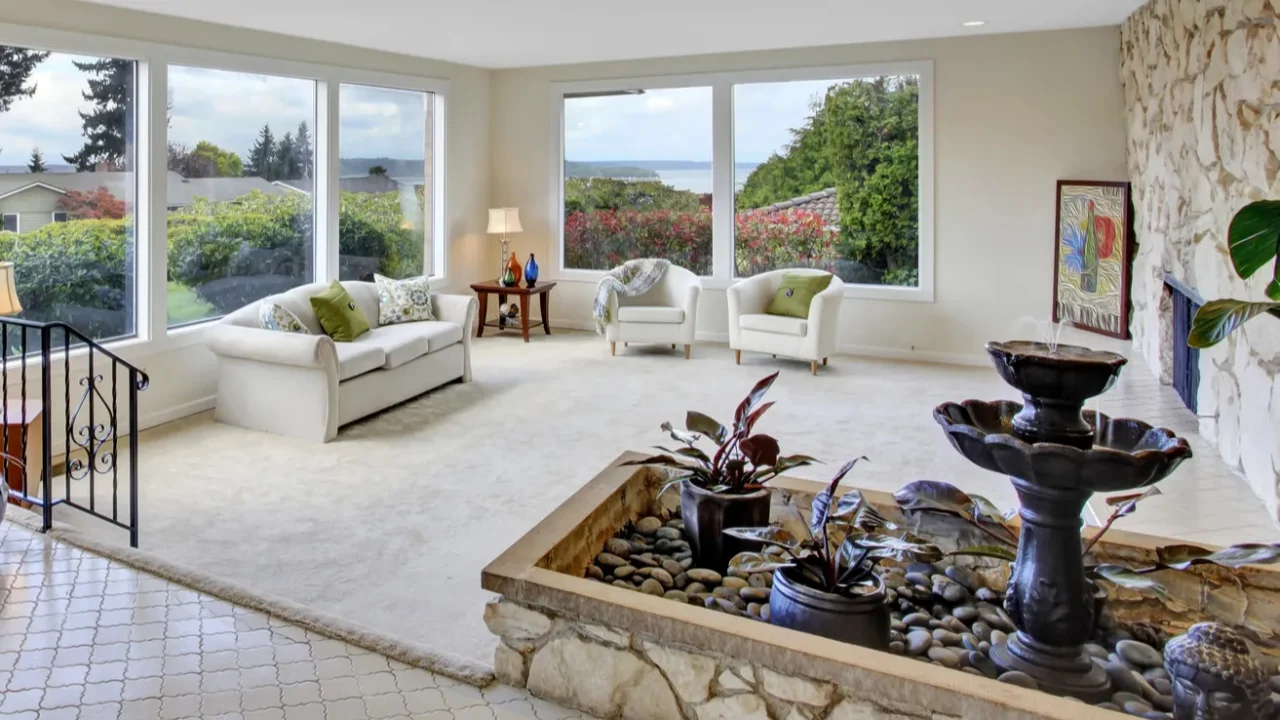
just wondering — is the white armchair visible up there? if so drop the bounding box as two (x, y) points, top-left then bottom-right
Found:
(727, 269), (844, 375)
(605, 265), (702, 359)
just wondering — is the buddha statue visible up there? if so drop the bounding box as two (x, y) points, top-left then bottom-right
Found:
(1164, 623), (1273, 720)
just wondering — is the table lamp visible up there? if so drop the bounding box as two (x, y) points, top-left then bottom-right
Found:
(0, 262), (22, 316)
(487, 208), (523, 280)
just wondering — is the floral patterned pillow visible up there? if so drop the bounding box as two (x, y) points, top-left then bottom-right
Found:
(375, 274), (435, 325)
(258, 301), (312, 334)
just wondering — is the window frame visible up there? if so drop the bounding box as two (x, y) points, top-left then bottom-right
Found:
(549, 60), (934, 302)
(51, 211), (68, 224)
(0, 22), (450, 361)
(1, 214), (18, 233)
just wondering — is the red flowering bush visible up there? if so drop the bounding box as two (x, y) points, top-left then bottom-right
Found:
(733, 208), (838, 277)
(564, 207), (838, 278)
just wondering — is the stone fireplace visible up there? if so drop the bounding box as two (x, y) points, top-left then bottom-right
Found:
(1161, 274), (1202, 413)
(1122, 0), (1280, 520)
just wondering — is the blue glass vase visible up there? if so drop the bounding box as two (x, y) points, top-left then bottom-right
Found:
(525, 253), (539, 287)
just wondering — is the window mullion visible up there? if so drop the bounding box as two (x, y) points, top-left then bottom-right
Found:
(316, 80), (339, 283)
(711, 83), (734, 282)
(140, 59), (167, 342)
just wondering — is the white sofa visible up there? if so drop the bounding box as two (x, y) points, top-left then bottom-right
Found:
(605, 265), (702, 359)
(206, 280), (477, 442)
(727, 268), (844, 375)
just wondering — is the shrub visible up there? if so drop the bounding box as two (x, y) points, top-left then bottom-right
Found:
(564, 208), (712, 274)
(733, 208), (838, 277)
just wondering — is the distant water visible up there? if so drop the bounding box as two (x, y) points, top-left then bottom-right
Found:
(655, 168), (754, 194)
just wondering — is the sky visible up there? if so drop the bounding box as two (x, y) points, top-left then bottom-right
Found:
(564, 79), (843, 164)
(0, 50), (428, 168)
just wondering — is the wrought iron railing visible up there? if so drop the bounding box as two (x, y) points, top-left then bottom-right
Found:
(1, 318), (149, 547)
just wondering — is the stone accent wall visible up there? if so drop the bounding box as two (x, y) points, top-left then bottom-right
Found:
(1122, 0), (1280, 519)
(484, 599), (962, 720)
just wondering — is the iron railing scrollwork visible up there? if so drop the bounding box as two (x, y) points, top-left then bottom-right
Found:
(1, 318), (148, 547)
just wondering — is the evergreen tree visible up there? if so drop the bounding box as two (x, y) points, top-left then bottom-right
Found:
(0, 47), (50, 113)
(63, 58), (134, 171)
(27, 147), (46, 173)
(368, 165), (388, 177)
(274, 132), (300, 181)
(294, 121), (313, 179)
(245, 124), (277, 179)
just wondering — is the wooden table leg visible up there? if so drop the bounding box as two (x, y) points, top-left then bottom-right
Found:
(476, 292), (488, 337)
(540, 290), (551, 335)
(497, 293), (508, 330)
(520, 294), (530, 342)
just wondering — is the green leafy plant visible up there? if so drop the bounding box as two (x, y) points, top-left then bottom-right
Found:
(623, 371), (817, 495)
(1189, 200), (1280, 347)
(725, 459), (942, 594)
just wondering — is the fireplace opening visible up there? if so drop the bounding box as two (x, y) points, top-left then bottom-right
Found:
(1163, 275), (1201, 413)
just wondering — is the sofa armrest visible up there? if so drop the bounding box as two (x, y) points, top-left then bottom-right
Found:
(807, 275), (846, 356)
(432, 293), (477, 335)
(205, 325), (336, 369)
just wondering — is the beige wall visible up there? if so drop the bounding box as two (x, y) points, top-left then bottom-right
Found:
(489, 28), (1129, 363)
(0, 0), (492, 441)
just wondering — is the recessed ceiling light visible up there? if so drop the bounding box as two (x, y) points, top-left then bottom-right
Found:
(963, 20), (986, 27)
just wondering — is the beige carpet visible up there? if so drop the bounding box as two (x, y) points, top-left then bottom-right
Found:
(48, 330), (1276, 676)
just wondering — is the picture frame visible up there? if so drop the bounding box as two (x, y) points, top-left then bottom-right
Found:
(1052, 180), (1133, 340)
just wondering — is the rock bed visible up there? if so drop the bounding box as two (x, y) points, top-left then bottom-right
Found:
(583, 513), (1253, 718)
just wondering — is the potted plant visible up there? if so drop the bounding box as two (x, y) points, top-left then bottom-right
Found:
(726, 459), (942, 649)
(625, 372), (816, 571)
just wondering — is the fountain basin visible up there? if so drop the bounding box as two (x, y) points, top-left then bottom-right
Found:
(935, 400), (1192, 493)
(987, 341), (1129, 447)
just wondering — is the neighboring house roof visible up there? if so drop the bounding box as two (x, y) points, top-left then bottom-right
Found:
(0, 171), (294, 207)
(761, 187), (840, 227)
(339, 175), (403, 194)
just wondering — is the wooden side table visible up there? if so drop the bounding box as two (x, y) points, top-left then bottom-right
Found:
(1, 399), (43, 506)
(470, 281), (557, 342)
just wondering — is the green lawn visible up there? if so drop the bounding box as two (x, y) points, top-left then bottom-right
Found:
(166, 282), (217, 326)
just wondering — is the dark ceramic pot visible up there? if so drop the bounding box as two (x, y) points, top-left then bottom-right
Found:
(768, 566), (891, 650)
(679, 481), (770, 572)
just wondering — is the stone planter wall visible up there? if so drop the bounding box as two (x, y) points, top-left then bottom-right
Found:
(1121, 0), (1280, 518)
(484, 598), (960, 720)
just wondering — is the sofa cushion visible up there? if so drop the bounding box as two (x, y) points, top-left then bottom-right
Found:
(740, 313), (807, 337)
(617, 306), (685, 324)
(311, 280), (371, 342)
(335, 343), (386, 381)
(350, 322), (463, 370)
(258, 302), (312, 335)
(766, 272), (832, 319)
(375, 274), (435, 325)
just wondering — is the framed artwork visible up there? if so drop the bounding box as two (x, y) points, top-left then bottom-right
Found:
(1052, 180), (1132, 339)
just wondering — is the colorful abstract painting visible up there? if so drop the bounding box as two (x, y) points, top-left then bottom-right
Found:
(1053, 181), (1132, 339)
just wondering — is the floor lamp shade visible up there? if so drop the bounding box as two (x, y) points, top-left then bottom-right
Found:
(0, 262), (22, 316)
(487, 208), (523, 235)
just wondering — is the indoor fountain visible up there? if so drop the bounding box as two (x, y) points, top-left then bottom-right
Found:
(934, 340), (1193, 702)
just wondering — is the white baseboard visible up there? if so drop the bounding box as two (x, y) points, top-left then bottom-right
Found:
(549, 319), (987, 367)
(140, 396), (215, 430)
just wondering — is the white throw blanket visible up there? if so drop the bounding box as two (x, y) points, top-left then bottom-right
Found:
(593, 258), (671, 333)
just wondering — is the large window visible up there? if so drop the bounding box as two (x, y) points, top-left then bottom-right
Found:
(338, 83), (434, 281)
(0, 46), (137, 342)
(555, 64), (932, 299)
(562, 87), (713, 275)
(735, 76), (920, 286)
(165, 66), (316, 328)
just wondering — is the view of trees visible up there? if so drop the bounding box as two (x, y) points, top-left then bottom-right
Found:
(27, 147), (46, 173)
(564, 76), (920, 285)
(167, 141), (244, 178)
(62, 58), (134, 171)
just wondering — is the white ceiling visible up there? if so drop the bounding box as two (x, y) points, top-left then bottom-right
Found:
(78, 0), (1147, 69)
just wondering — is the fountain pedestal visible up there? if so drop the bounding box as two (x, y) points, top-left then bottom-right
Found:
(989, 479), (1109, 701)
(934, 341), (1191, 703)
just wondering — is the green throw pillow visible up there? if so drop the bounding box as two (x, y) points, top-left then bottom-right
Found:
(309, 280), (370, 342)
(766, 273), (834, 319)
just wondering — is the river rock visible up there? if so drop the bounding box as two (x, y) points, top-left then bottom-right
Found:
(685, 582), (708, 595)
(975, 587), (1001, 603)
(664, 590), (688, 603)
(1106, 662), (1145, 696)
(1122, 700), (1153, 716)
(932, 629), (962, 647)
(650, 569), (674, 588)
(640, 579), (665, 596)
(903, 612), (931, 628)
(596, 552), (628, 568)
(940, 583), (970, 604)
(889, 641), (904, 654)
(1111, 692), (1146, 708)
(997, 671), (1038, 690)
(990, 630), (1008, 648)
(953, 606), (979, 623)
(1083, 643), (1109, 661)
(1116, 640), (1163, 669)
(605, 538), (632, 558)
(674, 572), (689, 589)
(906, 571), (931, 587)
(631, 553), (658, 568)
(635, 517), (663, 535)
(655, 527), (683, 541)
(927, 647), (960, 669)
(971, 621), (992, 642)
(906, 631), (933, 656)
(961, 633), (981, 652)
(969, 651), (999, 679)
(661, 559), (683, 576)
(687, 569), (722, 585)
(587, 565), (604, 580)
(615, 566), (636, 579)
(945, 565), (985, 592)
(760, 604), (770, 622)
(740, 587), (770, 603)
(612, 580), (630, 589)
(722, 577), (749, 591)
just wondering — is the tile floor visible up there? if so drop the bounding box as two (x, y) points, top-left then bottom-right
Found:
(0, 521), (591, 720)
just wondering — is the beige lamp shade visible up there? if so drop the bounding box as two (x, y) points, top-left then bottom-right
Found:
(0, 262), (21, 316)
(487, 208), (523, 235)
